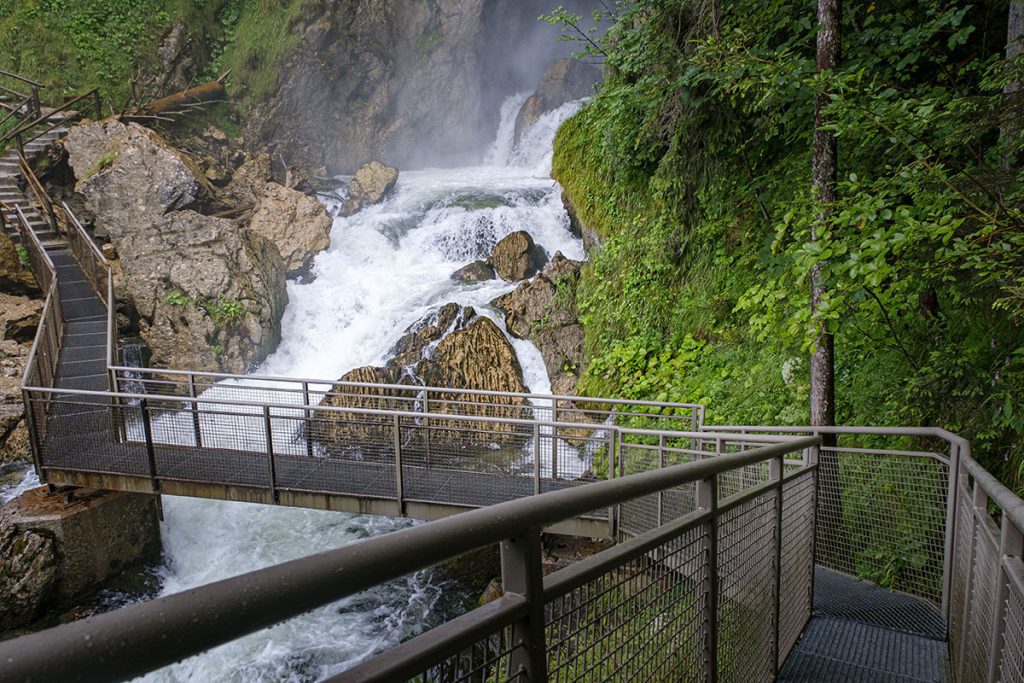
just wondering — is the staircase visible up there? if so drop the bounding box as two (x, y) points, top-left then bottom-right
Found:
(0, 125), (68, 246)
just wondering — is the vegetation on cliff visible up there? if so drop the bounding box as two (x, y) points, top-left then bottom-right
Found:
(552, 0), (1024, 489)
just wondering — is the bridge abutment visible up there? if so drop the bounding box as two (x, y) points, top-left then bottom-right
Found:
(2, 487), (161, 614)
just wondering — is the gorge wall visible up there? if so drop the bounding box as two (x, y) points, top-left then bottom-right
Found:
(245, 0), (599, 174)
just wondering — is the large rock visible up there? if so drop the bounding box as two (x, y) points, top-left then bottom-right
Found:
(222, 153), (274, 207)
(0, 293), (41, 344)
(65, 120), (210, 242)
(243, 0), (597, 174)
(513, 58), (602, 146)
(117, 211), (288, 373)
(493, 252), (584, 397)
(489, 231), (548, 281)
(340, 161), (399, 216)
(0, 522), (57, 631)
(451, 260), (496, 284)
(247, 182), (332, 278)
(316, 307), (530, 453)
(0, 232), (37, 296)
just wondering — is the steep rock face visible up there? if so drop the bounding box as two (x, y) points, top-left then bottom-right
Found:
(0, 523), (57, 631)
(245, 0), (597, 174)
(65, 120), (209, 242)
(493, 252), (584, 397)
(0, 234), (37, 296)
(247, 182), (332, 278)
(316, 306), (529, 452)
(514, 58), (602, 146)
(0, 340), (32, 465)
(117, 211), (287, 373)
(489, 231), (548, 281)
(0, 294), (41, 345)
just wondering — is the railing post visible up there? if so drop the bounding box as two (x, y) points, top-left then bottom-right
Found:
(698, 473), (719, 683)
(533, 423), (541, 496)
(30, 85), (40, 120)
(607, 429), (617, 539)
(501, 526), (548, 681)
(93, 89), (102, 119)
(393, 413), (404, 515)
(264, 406), (278, 504)
(21, 389), (45, 481)
(188, 373), (202, 449)
(139, 399), (159, 492)
(303, 382), (314, 458)
(657, 433), (666, 526)
(942, 441), (961, 622)
(550, 400), (558, 481)
(987, 516), (1023, 682)
(770, 456), (784, 676)
(423, 393), (431, 469)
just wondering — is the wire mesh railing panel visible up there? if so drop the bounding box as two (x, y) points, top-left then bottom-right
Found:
(816, 448), (948, 603)
(398, 624), (522, 683)
(1000, 578), (1024, 683)
(962, 520), (1000, 683)
(779, 471), (815, 664)
(716, 491), (776, 683)
(545, 525), (709, 682)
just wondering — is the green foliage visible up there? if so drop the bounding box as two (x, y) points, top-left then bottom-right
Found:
(203, 295), (244, 325)
(164, 289), (191, 306)
(552, 0), (1024, 492)
(15, 244), (31, 272)
(85, 150), (118, 178)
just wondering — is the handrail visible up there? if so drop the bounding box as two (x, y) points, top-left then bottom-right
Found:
(0, 436), (821, 682)
(0, 94), (30, 129)
(4, 87), (99, 145)
(16, 149), (57, 233)
(0, 68), (44, 88)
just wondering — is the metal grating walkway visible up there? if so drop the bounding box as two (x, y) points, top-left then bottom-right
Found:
(780, 567), (949, 682)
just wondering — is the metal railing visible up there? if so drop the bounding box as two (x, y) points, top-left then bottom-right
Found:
(2, 86), (100, 154)
(16, 149), (57, 233)
(0, 435), (821, 682)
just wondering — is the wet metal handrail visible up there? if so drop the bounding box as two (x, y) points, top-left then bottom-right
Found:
(0, 436), (820, 682)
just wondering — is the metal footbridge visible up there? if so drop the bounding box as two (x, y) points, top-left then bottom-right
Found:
(2, 130), (1023, 683)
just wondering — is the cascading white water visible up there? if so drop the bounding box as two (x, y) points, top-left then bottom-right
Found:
(136, 96), (587, 681)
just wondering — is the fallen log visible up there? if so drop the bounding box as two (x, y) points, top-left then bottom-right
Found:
(124, 71), (230, 120)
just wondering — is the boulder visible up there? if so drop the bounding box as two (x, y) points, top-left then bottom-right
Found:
(488, 231), (548, 281)
(222, 153), (274, 207)
(341, 161), (399, 216)
(389, 303), (476, 367)
(0, 522), (57, 631)
(493, 252), (584, 397)
(513, 58), (602, 146)
(316, 307), (530, 453)
(65, 120), (210, 242)
(247, 182), (333, 278)
(0, 232), (37, 296)
(451, 260), (496, 284)
(0, 294), (41, 344)
(117, 210), (288, 374)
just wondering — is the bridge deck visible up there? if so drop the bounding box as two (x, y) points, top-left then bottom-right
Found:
(35, 236), (954, 680)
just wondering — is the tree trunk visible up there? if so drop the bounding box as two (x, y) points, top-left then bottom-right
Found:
(811, 0), (849, 570)
(1004, 1), (1024, 164)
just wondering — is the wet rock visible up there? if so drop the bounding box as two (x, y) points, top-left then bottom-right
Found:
(0, 522), (57, 631)
(117, 210), (287, 374)
(316, 307), (529, 452)
(389, 303), (476, 367)
(341, 161), (399, 216)
(513, 58), (601, 146)
(0, 232), (37, 296)
(65, 120), (211, 242)
(561, 190), (602, 254)
(488, 231), (548, 281)
(493, 252), (584, 397)
(247, 182), (332, 278)
(0, 293), (41, 344)
(451, 260), (496, 284)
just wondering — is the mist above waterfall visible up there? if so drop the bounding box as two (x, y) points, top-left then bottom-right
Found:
(245, 0), (602, 174)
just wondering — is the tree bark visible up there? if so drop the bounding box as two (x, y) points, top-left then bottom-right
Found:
(811, 0), (849, 569)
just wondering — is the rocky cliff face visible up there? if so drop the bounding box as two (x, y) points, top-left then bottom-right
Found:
(245, 0), (598, 174)
(64, 119), (332, 374)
